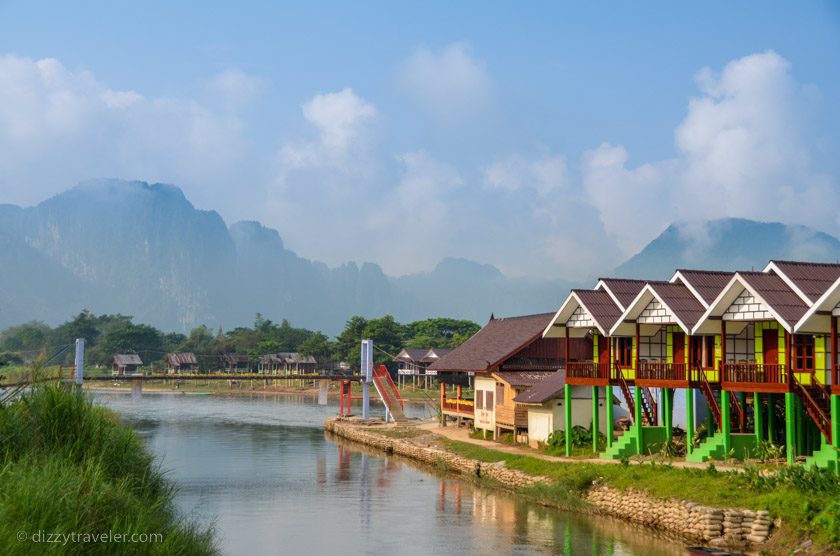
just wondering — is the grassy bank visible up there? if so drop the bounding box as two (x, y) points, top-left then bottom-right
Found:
(0, 386), (216, 555)
(439, 438), (840, 553)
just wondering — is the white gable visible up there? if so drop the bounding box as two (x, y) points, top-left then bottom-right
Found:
(723, 289), (772, 321)
(637, 298), (675, 324)
(567, 305), (595, 328)
(834, 301), (840, 317)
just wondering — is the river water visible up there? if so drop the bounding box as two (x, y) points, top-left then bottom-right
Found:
(93, 392), (685, 556)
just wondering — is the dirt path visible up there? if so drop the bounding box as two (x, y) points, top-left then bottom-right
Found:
(417, 421), (744, 472)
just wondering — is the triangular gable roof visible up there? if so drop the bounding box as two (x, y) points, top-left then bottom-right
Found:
(428, 313), (554, 372)
(764, 260), (840, 304)
(795, 274), (840, 333)
(611, 281), (706, 336)
(543, 289), (623, 338)
(670, 269), (735, 308)
(513, 369), (567, 404)
(420, 348), (452, 364)
(394, 348), (430, 363)
(113, 354), (142, 366)
(595, 278), (648, 310)
(692, 272), (810, 334)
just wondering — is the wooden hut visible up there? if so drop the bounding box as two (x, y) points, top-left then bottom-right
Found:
(112, 354), (143, 376)
(165, 352), (198, 374)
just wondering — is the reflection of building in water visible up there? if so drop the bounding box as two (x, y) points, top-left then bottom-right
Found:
(336, 445), (351, 481)
(316, 454), (326, 485)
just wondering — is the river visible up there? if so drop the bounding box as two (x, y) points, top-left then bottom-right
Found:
(93, 391), (685, 556)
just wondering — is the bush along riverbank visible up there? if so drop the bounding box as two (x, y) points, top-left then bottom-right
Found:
(0, 385), (217, 555)
(324, 418), (840, 555)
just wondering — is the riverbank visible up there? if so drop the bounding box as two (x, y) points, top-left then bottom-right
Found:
(0, 386), (217, 555)
(324, 417), (840, 555)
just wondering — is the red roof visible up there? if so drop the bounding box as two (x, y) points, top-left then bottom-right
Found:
(428, 313), (555, 372)
(769, 260), (840, 303)
(648, 281), (707, 329)
(598, 278), (647, 309)
(739, 272), (810, 326)
(674, 270), (735, 305)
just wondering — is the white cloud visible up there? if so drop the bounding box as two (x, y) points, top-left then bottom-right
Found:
(484, 151), (569, 197)
(399, 42), (493, 119)
(582, 50), (839, 257)
(0, 54), (258, 210)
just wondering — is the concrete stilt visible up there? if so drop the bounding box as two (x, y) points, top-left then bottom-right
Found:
(564, 384), (572, 457)
(721, 390), (731, 456)
(785, 392), (796, 466)
(605, 385), (614, 448)
(686, 388), (694, 454)
(592, 386), (600, 453)
(634, 386), (643, 454)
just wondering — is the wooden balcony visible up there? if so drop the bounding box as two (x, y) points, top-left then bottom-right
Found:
(441, 397), (474, 417)
(721, 362), (788, 393)
(495, 404), (528, 430)
(635, 361), (688, 389)
(565, 361), (610, 386)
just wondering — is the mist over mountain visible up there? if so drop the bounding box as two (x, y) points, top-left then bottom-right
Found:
(615, 218), (840, 279)
(2, 180), (839, 335)
(0, 180), (574, 335)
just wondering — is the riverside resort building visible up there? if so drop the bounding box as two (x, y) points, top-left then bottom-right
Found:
(430, 260), (840, 472)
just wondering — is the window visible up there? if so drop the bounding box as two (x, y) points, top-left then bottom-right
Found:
(485, 391), (494, 408)
(475, 391), (484, 409)
(793, 335), (815, 371)
(638, 328), (666, 361)
(616, 337), (633, 366)
(705, 336), (716, 368)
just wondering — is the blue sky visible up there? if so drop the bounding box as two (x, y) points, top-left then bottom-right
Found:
(1, 1), (838, 280)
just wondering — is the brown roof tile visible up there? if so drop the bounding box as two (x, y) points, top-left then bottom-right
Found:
(512, 369), (567, 404)
(572, 289), (624, 331)
(770, 260), (840, 302)
(649, 282), (707, 329)
(428, 313), (555, 372)
(674, 270), (735, 305)
(598, 278), (647, 309)
(394, 348), (430, 363)
(739, 272), (810, 325)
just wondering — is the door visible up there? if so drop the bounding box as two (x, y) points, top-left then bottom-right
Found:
(672, 332), (685, 379)
(598, 334), (610, 369)
(763, 329), (778, 365)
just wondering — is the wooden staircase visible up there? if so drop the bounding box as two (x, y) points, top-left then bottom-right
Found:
(371, 365), (407, 423)
(615, 365), (657, 426)
(793, 376), (832, 443)
(698, 372), (744, 433)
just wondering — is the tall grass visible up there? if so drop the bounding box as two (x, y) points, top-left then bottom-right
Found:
(0, 386), (216, 555)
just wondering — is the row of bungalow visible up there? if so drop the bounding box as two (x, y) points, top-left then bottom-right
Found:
(111, 352), (318, 375)
(430, 260), (840, 471)
(393, 347), (452, 387)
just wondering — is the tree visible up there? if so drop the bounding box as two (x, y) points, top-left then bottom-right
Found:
(99, 324), (165, 366)
(361, 316), (406, 368)
(0, 321), (51, 354)
(404, 318), (480, 348)
(298, 332), (335, 364)
(335, 316), (367, 366)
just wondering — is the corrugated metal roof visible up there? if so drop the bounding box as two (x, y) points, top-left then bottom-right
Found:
(770, 260), (840, 302)
(113, 354), (142, 366)
(513, 369), (566, 404)
(493, 370), (556, 388)
(428, 313), (555, 372)
(165, 352), (197, 366)
(598, 278), (647, 309)
(739, 272), (810, 325)
(649, 281), (707, 329)
(573, 289), (623, 331)
(675, 270), (735, 305)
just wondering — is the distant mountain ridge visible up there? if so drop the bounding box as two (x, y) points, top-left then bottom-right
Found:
(615, 218), (840, 279)
(0, 180), (573, 334)
(2, 180), (839, 335)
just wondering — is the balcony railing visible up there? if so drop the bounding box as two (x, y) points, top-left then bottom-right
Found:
(721, 362), (787, 386)
(636, 361), (687, 382)
(441, 397), (474, 416)
(566, 361), (611, 381)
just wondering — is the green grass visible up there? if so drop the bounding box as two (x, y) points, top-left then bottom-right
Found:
(0, 385), (216, 555)
(439, 438), (840, 551)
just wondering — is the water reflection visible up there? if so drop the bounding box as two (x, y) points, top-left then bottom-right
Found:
(93, 392), (684, 556)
